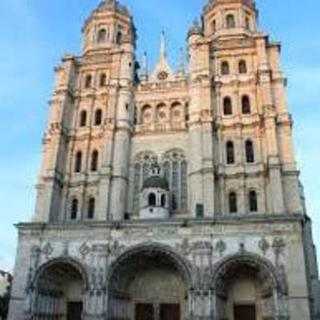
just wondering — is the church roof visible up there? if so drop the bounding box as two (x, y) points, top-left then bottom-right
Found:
(203, 0), (256, 14)
(143, 176), (169, 191)
(96, 0), (130, 16)
(83, 0), (131, 31)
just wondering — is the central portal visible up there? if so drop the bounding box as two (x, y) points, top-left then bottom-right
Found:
(108, 245), (189, 320)
(234, 305), (256, 320)
(135, 303), (180, 320)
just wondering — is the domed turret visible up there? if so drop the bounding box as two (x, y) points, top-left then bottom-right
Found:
(202, 0), (258, 38)
(82, 0), (136, 54)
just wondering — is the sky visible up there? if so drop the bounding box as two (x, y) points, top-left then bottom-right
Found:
(0, 0), (319, 272)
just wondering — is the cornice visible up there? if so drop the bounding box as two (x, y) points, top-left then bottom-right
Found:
(16, 213), (306, 233)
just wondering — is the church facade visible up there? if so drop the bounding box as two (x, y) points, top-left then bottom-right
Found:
(8, 0), (320, 319)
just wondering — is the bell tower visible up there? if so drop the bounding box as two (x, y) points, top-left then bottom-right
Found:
(34, 0), (137, 223)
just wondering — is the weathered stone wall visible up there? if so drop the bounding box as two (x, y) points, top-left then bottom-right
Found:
(8, 216), (314, 320)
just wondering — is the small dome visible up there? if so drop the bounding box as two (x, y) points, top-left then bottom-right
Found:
(97, 0), (130, 16)
(188, 19), (203, 38)
(143, 176), (169, 191)
(203, 0), (255, 14)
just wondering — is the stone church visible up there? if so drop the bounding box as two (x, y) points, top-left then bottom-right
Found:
(8, 0), (320, 319)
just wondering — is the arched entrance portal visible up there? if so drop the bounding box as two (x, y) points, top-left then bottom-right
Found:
(212, 254), (287, 320)
(32, 259), (87, 320)
(107, 244), (192, 320)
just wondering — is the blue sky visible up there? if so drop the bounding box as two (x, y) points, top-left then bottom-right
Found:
(0, 0), (319, 272)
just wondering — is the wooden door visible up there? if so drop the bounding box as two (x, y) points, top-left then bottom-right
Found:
(67, 302), (83, 320)
(135, 303), (155, 320)
(160, 304), (180, 320)
(234, 305), (256, 320)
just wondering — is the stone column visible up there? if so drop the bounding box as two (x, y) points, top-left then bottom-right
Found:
(109, 46), (134, 221)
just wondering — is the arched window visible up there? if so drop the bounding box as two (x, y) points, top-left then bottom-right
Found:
(223, 97), (233, 115)
(226, 141), (235, 164)
(221, 61), (230, 75)
(94, 109), (102, 126)
(226, 14), (236, 29)
(88, 197), (95, 219)
(71, 199), (78, 220)
(245, 140), (255, 163)
(100, 73), (107, 87)
(97, 29), (107, 43)
(132, 150), (188, 214)
(74, 151), (82, 173)
(116, 31), (122, 44)
(239, 60), (247, 74)
(91, 150), (99, 172)
(161, 194), (166, 207)
(242, 95), (251, 114)
(79, 110), (87, 127)
(245, 17), (250, 30)
(212, 20), (216, 33)
(229, 192), (238, 213)
(148, 193), (156, 206)
(249, 190), (258, 212)
(85, 74), (92, 89)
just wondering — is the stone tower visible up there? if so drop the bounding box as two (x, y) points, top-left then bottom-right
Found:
(33, 0), (136, 224)
(8, 0), (320, 320)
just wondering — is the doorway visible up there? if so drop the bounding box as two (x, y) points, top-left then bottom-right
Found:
(67, 302), (83, 320)
(234, 304), (256, 320)
(160, 303), (180, 320)
(135, 303), (180, 320)
(135, 304), (155, 320)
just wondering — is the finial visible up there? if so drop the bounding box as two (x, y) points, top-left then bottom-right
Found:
(160, 30), (166, 59)
(177, 47), (186, 75)
(188, 19), (202, 38)
(140, 51), (148, 81)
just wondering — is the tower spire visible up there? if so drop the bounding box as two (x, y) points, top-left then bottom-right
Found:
(160, 30), (166, 60)
(150, 31), (173, 82)
(140, 51), (148, 81)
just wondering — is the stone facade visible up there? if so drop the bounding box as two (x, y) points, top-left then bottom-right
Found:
(8, 0), (320, 319)
(0, 271), (11, 297)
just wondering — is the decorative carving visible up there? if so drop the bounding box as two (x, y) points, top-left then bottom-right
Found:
(89, 266), (106, 295)
(215, 240), (227, 257)
(153, 226), (177, 239)
(191, 241), (213, 252)
(42, 242), (53, 258)
(62, 241), (69, 257)
(176, 238), (191, 256)
(272, 237), (286, 257)
(107, 240), (126, 258)
(239, 242), (246, 254)
(79, 242), (91, 258)
(259, 238), (270, 255)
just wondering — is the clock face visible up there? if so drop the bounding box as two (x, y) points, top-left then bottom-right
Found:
(158, 71), (168, 80)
